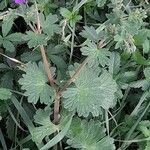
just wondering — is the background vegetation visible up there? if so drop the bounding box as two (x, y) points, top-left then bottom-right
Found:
(0, 0), (150, 150)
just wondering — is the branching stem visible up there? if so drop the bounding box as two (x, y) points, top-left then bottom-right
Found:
(34, 3), (89, 150)
(60, 58), (88, 92)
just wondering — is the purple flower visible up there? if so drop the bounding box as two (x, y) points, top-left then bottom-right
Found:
(14, 0), (27, 4)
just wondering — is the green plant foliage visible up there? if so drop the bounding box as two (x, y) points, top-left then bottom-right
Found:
(138, 121), (150, 150)
(6, 33), (24, 42)
(60, 7), (82, 27)
(0, 33), (24, 52)
(0, 0), (150, 149)
(31, 108), (58, 143)
(0, 88), (11, 100)
(80, 26), (99, 42)
(134, 29), (150, 53)
(2, 14), (15, 37)
(108, 52), (120, 76)
(132, 50), (150, 66)
(62, 65), (117, 117)
(144, 67), (150, 82)
(81, 41), (111, 67)
(46, 44), (67, 69)
(0, 0), (8, 10)
(21, 50), (41, 62)
(96, 0), (107, 7)
(19, 62), (54, 104)
(40, 13), (60, 38)
(23, 31), (48, 48)
(67, 120), (115, 150)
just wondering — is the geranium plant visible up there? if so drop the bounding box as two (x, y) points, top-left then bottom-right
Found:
(0, 0), (150, 150)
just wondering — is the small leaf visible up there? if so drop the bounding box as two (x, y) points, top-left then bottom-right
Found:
(2, 15), (14, 37)
(31, 108), (57, 144)
(3, 40), (15, 52)
(21, 51), (41, 62)
(60, 8), (82, 27)
(121, 51), (131, 60)
(138, 121), (150, 150)
(139, 121), (150, 137)
(0, 72), (14, 89)
(143, 39), (150, 53)
(59, 110), (81, 138)
(96, 0), (107, 7)
(144, 67), (150, 82)
(46, 44), (67, 68)
(130, 79), (148, 90)
(132, 50), (150, 66)
(81, 41), (110, 67)
(48, 55), (67, 69)
(80, 26), (99, 42)
(0, 88), (11, 100)
(23, 31), (48, 48)
(6, 33), (24, 42)
(60, 8), (72, 19)
(40, 116), (73, 150)
(40, 13), (60, 38)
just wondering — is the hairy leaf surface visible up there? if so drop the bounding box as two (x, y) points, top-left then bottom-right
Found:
(67, 120), (115, 150)
(31, 108), (58, 143)
(0, 88), (11, 100)
(62, 65), (117, 117)
(19, 62), (54, 104)
(81, 41), (110, 67)
(23, 31), (48, 48)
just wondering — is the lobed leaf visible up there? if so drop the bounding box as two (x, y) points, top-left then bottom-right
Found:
(67, 120), (115, 150)
(2, 14), (14, 37)
(31, 108), (57, 144)
(81, 41), (110, 67)
(19, 62), (54, 104)
(23, 31), (48, 48)
(62, 65), (117, 117)
(40, 13), (60, 38)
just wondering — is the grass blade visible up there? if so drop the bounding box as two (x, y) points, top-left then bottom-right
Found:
(0, 128), (7, 150)
(11, 96), (34, 129)
(11, 96), (44, 149)
(19, 135), (31, 145)
(120, 102), (150, 149)
(131, 91), (148, 116)
(6, 105), (27, 132)
(73, 0), (88, 12)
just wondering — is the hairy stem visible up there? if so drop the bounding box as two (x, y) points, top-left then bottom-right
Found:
(69, 25), (75, 63)
(60, 58), (88, 92)
(40, 45), (55, 87)
(53, 91), (61, 125)
(34, 1), (55, 87)
(53, 91), (61, 150)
